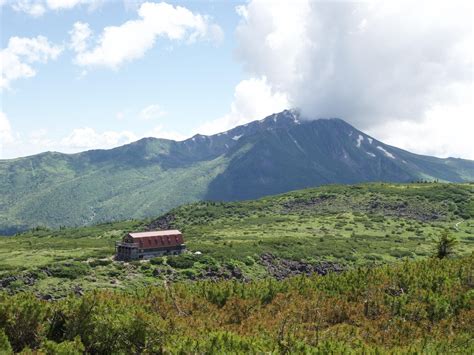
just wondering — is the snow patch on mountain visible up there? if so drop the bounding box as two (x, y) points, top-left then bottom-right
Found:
(232, 135), (243, 141)
(356, 134), (364, 148)
(291, 112), (300, 124)
(287, 131), (305, 154)
(376, 146), (395, 159)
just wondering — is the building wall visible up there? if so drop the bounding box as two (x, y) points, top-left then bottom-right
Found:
(116, 246), (137, 260)
(116, 244), (185, 261)
(138, 245), (186, 259)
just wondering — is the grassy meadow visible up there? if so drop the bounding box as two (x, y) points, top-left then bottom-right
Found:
(0, 182), (472, 298)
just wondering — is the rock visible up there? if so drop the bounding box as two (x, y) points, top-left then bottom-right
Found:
(258, 253), (344, 280)
(231, 267), (243, 279)
(147, 213), (176, 231)
(73, 285), (84, 296)
(40, 294), (53, 301)
(0, 276), (17, 287)
(385, 286), (404, 297)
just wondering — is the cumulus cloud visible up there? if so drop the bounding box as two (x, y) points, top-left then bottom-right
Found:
(0, 35), (62, 89)
(46, 0), (99, 10)
(0, 122), (142, 158)
(59, 127), (137, 150)
(235, 0), (473, 158)
(2, 0), (103, 16)
(0, 113), (13, 139)
(69, 2), (223, 69)
(0, 111), (13, 145)
(69, 22), (92, 53)
(10, 0), (46, 16)
(197, 77), (289, 135)
(0, 112), (14, 158)
(368, 102), (474, 159)
(148, 124), (186, 141)
(140, 104), (166, 120)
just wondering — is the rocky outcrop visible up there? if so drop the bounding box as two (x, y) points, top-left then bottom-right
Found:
(259, 253), (344, 280)
(147, 213), (176, 231)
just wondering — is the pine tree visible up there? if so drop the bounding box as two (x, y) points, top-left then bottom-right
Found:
(435, 230), (457, 259)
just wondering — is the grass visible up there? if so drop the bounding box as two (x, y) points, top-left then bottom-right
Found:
(0, 221), (141, 271)
(0, 182), (472, 297)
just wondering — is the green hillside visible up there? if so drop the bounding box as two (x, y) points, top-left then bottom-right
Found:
(1, 256), (472, 353)
(0, 145), (229, 235)
(1, 183), (473, 298)
(1, 111), (473, 235)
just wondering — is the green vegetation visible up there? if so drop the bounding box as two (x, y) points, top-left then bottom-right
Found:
(0, 182), (473, 352)
(1, 113), (472, 235)
(436, 230), (458, 259)
(0, 255), (473, 353)
(0, 146), (229, 235)
(0, 183), (473, 299)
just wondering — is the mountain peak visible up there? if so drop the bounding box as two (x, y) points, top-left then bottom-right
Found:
(0, 108), (472, 234)
(260, 109), (301, 124)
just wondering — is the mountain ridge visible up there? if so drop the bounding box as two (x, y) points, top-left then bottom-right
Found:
(1, 110), (472, 234)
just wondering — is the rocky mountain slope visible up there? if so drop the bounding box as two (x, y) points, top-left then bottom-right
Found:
(1, 110), (472, 234)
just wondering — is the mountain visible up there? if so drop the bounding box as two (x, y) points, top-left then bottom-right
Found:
(1, 110), (473, 234)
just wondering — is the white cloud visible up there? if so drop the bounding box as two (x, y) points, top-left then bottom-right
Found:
(0, 35), (62, 89)
(368, 102), (474, 160)
(197, 77), (289, 135)
(0, 123), (141, 158)
(46, 0), (95, 10)
(69, 22), (92, 53)
(59, 127), (137, 150)
(0, 112), (13, 142)
(28, 128), (49, 143)
(148, 125), (186, 141)
(140, 104), (166, 120)
(235, 0), (473, 158)
(3, 0), (103, 15)
(11, 0), (46, 16)
(0, 112), (14, 158)
(70, 2), (223, 69)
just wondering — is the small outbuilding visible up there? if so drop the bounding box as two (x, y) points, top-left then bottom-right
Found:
(115, 230), (186, 261)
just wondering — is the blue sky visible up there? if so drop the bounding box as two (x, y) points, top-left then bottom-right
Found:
(1, 0), (473, 159)
(1, 1), (255, 158)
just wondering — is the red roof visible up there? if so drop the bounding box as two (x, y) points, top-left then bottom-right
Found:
(126, 230), (184, 249)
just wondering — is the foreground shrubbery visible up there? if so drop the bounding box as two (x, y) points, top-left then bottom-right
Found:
(1, 255), (473, 354)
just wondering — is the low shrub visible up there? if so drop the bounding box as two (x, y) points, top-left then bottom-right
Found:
(89, 259), (112, 267)
(47, 262), (90, 279)
(167, 254), (198, 269)
(150, 257), (165, 265)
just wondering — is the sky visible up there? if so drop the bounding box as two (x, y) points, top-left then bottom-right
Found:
(1, 0), (473, 160)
